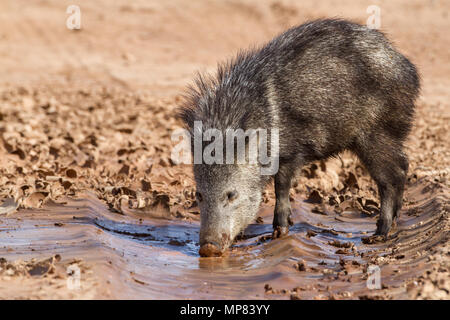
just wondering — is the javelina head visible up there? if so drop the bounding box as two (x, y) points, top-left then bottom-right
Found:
(195, 162), (265, 257)
(178, 72), (275, 257)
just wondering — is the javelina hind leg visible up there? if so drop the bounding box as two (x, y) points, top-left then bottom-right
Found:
(392, 153), (408, 223)
(272, 162), (295, 238)
(354, 136), (408, 236)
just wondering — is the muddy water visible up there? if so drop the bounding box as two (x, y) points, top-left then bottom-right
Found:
(0, 180), (447, 299)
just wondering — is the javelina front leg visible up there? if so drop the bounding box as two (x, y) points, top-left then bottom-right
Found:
(272, 163), (295, 238)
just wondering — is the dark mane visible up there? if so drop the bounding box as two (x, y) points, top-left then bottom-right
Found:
(177, 49), (260, 132)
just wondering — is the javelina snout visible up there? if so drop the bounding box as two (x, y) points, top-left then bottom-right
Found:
(180, 19), (420, 257)
(196, 164), (265, 257)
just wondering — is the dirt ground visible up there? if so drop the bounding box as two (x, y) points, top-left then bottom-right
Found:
(0, 0), (448, 299)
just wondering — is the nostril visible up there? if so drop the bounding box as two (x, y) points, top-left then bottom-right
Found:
(199, 242), (222, 257)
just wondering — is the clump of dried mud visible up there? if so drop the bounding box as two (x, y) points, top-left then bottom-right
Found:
(0, 87), (198, 220)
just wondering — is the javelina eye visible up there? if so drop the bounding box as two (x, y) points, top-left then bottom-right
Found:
(226, 191), (238, 202)
(195, 191), (203, 202)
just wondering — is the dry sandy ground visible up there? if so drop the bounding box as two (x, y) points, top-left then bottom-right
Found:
(0, 0), (448, 299)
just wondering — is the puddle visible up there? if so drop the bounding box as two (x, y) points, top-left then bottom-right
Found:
(0, 180), (447, 299)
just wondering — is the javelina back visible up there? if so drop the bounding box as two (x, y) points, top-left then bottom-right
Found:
(180, 19), (420, 257)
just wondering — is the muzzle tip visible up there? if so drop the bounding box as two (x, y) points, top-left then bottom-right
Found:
(199, 243), (223, 257)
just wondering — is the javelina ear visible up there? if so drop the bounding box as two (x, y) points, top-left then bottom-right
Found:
(178, 71), (216, 130)
(178, 78), (202, 130)
(175, 100), (197, 158)
(177, 102), (195, 131)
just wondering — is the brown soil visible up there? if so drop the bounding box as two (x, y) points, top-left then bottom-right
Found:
(0, 0), (448, 299)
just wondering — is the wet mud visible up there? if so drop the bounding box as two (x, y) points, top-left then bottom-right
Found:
(0, 0), (449, 299)
(1, 178), (448, 299)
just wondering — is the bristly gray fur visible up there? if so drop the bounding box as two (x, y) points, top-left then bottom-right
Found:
(178, 18), (420, 255)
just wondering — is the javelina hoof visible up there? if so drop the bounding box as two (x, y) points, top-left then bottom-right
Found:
(199, 243), (223, 257)
(375, 216), (393, 236)
(272, 226), (289, 239)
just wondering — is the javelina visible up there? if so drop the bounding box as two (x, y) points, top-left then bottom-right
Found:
(179, 19), (420, 257)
